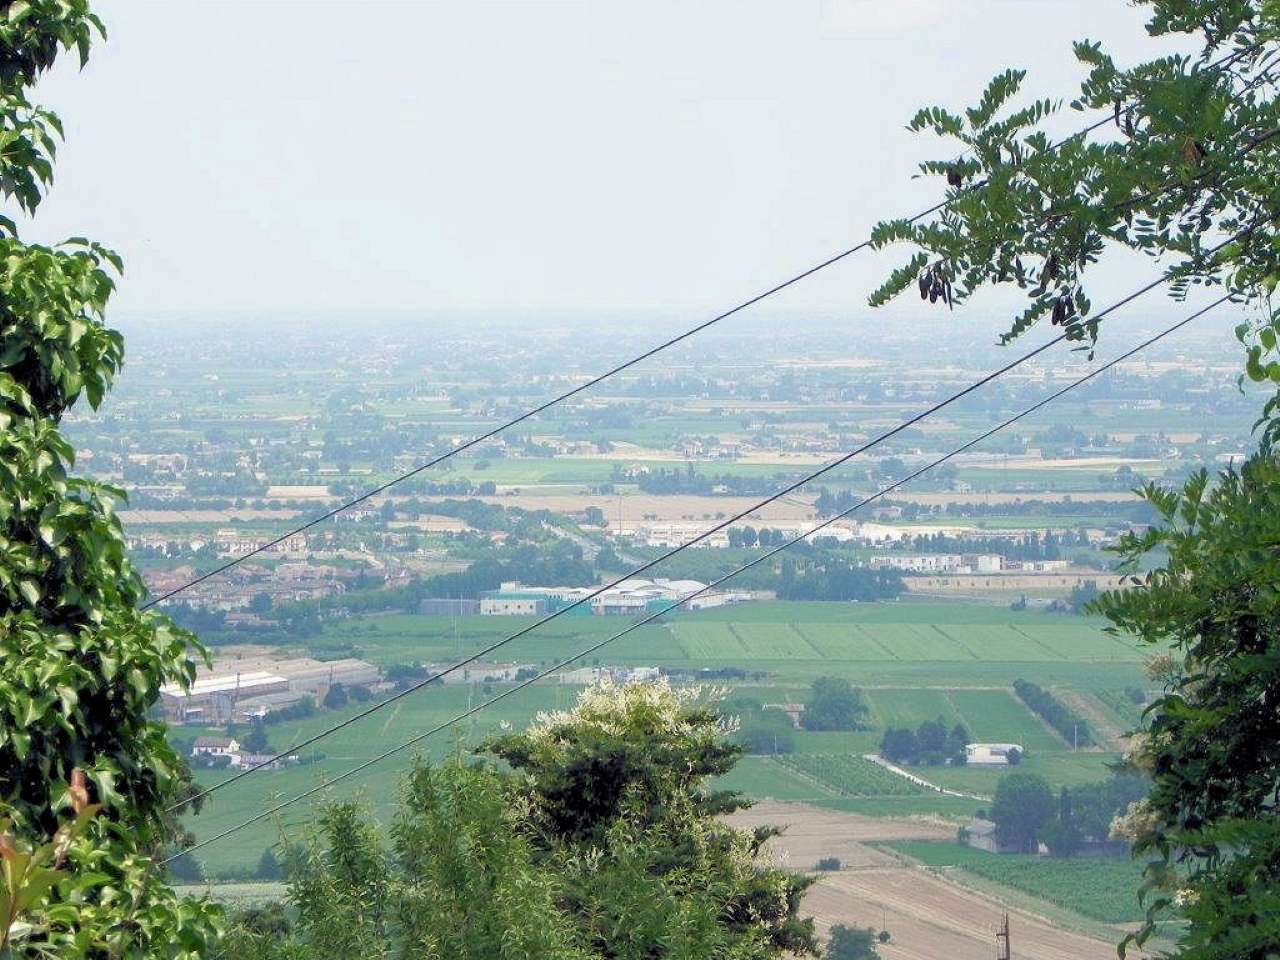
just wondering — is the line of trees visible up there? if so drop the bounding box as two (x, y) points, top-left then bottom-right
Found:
(879, 717), (970, 766)
(1012, 679), (1094, 748)
(987, 770), (1149, 857)
(217, 681), (818, 959)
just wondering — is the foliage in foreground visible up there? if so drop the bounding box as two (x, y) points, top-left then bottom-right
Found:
(870, 1), (1280, 956)
(1099, 458), (1280, 958)
(219, 680), (817, 960)
(0, 3), (220, 956)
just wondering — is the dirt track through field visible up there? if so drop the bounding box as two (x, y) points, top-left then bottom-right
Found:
(806, 868), (1124, 960)
(725, 801), (952, 871)
(725, 803), (1136, 960)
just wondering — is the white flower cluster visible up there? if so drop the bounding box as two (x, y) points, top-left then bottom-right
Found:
(526, 678), (706, 746)
(1109, 798), (1161, 842)
(1173, 886), (1201, 908)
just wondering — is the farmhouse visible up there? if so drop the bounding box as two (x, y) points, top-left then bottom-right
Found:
(965, 742), (1023, 766)
(962, 817), (1023, 854)
(191, 736), (240, 759)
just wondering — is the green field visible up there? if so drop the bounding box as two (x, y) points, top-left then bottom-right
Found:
(924, 751), (1125, 795)
(180, 600), (1153, 879)
(889, 840), (1152, 923)
(778, 754), (929, 797)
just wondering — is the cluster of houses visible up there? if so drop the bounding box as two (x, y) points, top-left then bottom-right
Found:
(869, 554), (1069, 575)
(189, 736), (296, 771)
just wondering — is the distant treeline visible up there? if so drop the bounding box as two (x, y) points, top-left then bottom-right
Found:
(631, 465), (793, 497)
(880, 717), (971, 766)
(774, 561), (904, 602)
(266, 540), (595, 629)
(335, 477), (500, 498)
(624, 542), (905, 603)
(392, 497), (563, 535)
(891, 530), (1090, 561)
(1013, 679), (1095, 747)
(814, 490), (1159, 523)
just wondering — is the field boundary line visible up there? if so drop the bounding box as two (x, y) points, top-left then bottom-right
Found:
(786, 622), (825, 659)
(724, 622), (763, 659)
(930, 624), (980, 660)
(853, 624), (900, 660)
(1007, 625), (1071, 660)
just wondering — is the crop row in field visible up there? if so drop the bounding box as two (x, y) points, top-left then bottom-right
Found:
(729, 623), (822, 659)
(889, 840), (1151, 923)
(778, 754), (929, 797)
(672, 619), (1142, 664)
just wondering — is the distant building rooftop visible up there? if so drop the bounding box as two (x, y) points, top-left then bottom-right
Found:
(160, 671), (287, 700)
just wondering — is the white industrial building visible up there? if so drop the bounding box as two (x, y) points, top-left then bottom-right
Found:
(479, 579), (754, 617)
(870, 554), (1003, 574)
(160, 656), (379, 724)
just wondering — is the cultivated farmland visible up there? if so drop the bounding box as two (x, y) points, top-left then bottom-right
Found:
(889, 841), (1151, 924)
(779, 754), (931, 797)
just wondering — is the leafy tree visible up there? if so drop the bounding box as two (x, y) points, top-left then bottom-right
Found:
(484, 680), (819, 957)
(866, 0), (1280, 947)
(801, 677), (870, 731)
(0, 5), (220, 956)
(225, 683), (818, 959)
(322, 681), (348, 710)
(165, 850), (205, 885)
(255, 847), (282, 881)
(1100, 458), (1280, 958)
(990, 771), (1055, 853)
(915, 717), (949, 761)
(1041, 787), (1086, 858)
(242, 723), (269, 755)
(732, 706), (797, 756)
(248, 592), (273, 615)
(825, 925), (878, 960)
(948, 723), (970, 764)
(879, 727), (918, 764)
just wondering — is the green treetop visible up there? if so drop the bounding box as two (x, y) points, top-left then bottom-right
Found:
(870, 3), (1280, 957)
(0, 4), (220, 956)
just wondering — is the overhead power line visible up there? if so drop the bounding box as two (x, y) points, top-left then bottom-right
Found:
(170, 206), (1261, 811)
(167, 112), (1280, 811)
(170, 263), (1147, 812)
(143, 102), (1152, 613)
(162, 290), (1233, 865)
(142, 39), (1260, 613)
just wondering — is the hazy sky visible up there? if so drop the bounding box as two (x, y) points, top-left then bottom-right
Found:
(27, 1), (1180, 317)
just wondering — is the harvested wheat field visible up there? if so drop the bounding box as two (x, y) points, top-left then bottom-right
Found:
(806, 868), (1124, 960)
(724, 802), (952, 872)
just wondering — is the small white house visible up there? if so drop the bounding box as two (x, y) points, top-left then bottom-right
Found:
(191, 736), (240, 759)
(965, 742), (1022, 766)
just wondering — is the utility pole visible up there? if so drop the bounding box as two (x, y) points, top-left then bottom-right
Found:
(996, 912), (1011, 960)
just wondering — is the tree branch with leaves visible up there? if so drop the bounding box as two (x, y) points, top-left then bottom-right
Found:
(0, 3), (221, 957)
